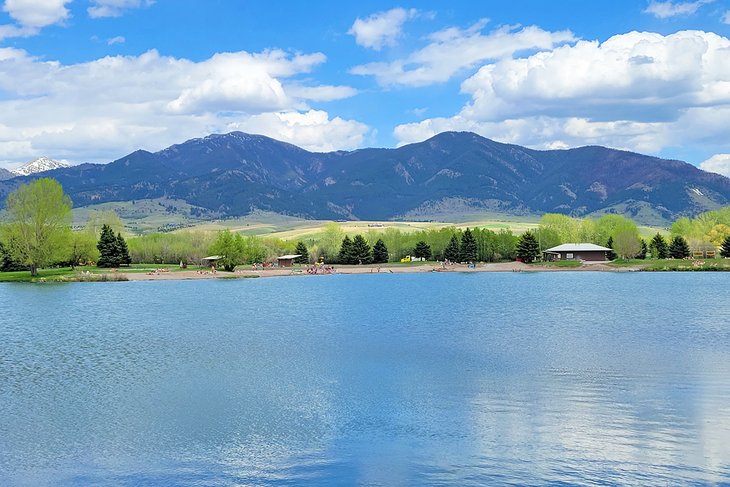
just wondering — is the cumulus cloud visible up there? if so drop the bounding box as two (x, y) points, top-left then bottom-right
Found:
(394, 30), (730, 158)
(644, 0), (714, 19)
(226, 110), (370, 152)
(348, 7), (417, 50)
(2, 0), (71, 28)
(351, 22), (574, 86)
(0, 48), (365, 166)
(88, 0), (154, 18)
(700, 154), (730, 177)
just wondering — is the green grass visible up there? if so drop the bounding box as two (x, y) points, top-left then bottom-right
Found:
(0, 267), (128, 282)
(643, 258), (730, 271)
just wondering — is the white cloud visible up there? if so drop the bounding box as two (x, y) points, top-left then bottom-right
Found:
(87, 0), (154, 18)
(351, 22), (575, 86)
(106, 35), (125, 45)
(348, 7), (417, 50)
(226, 110), (370, 152)
(644, 0), (714, 19)
(0, 48), (365, 166)
(700, 154), (730, 177)
(2, 0), (71, 28)
(722, 10), (730, 23)
(394, 30), (730, 158)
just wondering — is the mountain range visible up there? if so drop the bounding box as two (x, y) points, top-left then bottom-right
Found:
(1, 131), (729, 225)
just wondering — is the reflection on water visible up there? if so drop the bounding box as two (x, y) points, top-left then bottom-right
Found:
(1, 273), (729, 485)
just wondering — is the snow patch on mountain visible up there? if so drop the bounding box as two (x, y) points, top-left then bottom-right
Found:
(12, 157), (70, 176)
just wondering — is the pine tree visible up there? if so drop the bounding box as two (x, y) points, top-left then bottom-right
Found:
(372, 239), (389, 264)
(117, 233), (131, 266)
(338, 235), (354, 264)
(350, 234), (373, 264)
(721, 235), (730, 258)
(460, 228), (477, 262)
(443, 234), (460, 262)
(97, 224), (120, 267)
(638, 239), (648, 260)
(668, 235), (691, 259)
(516, 231), (540, 263)
(294, 241), (309, 264)
(413, 240), (432, 260)
(606, 236), (617, 261)
(650, 233), (668, 259)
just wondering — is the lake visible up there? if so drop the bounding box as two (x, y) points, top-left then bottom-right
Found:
(1, 272), (729, 485)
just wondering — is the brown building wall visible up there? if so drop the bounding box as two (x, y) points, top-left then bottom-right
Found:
(558, 251), (607, 261)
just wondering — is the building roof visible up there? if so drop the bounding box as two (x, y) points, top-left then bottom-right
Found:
(278, 254), (302, 260)
(545, 243), (611, 253)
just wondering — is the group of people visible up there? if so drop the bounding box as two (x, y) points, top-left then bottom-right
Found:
(306, 264), (335, 274)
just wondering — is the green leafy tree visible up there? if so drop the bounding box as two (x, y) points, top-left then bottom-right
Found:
(97, 224), (121, 267)
(638, 239), (648, 260)
(338, 235), (354, 264)
(668, 235), (691, 259)
(516, 231), (540, 263)
(68, 229), (99, 268)
(413, 240), (432, 260)
(721, 235), (730, 258)
(460, 227), (478, 262)
(350, 234), (373, 264)
(209, 229), (246, 271)
(117, 233), (132, 266)
(613, 228), (641, 259)
(2, 178), (72, 276)
(372, 238), (389, 263)
(443, 234), (460, 262)
(650, 233), (668, 259)
(0, 239), (27, 271)
(294, 241), (309, 264)
(606, 237), (617, 261)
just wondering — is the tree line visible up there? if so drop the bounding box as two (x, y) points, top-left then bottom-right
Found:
(3, 179), (730, 275)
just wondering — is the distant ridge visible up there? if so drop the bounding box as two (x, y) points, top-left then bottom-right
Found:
(1, 132), (728, 225)
(12, 156), (70, 177)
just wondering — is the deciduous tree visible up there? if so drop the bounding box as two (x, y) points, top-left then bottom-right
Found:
(209, 229), (246, 271)
(2, 178), (72, 276)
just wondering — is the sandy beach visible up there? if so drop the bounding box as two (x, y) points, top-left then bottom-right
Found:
(120, 261), (640, 281)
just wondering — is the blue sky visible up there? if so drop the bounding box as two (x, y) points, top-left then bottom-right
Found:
(1, 1), (730, 177)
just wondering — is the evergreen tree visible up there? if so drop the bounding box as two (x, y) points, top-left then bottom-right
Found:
(668, 235), (691, 259)
(117, 233), (131, 266)
(97, 224), (121, 267)
(650, 233), (668, 259)
(372, 239), (389, 264)
(0, 240), (27, 271)
(350, 234), (373, 264)
(638, 239), (648, 260)
(413, 240), (432, 260)
(460, 227), (477, 262)
(338, 235), (354, 264)
(443, 234), (460, 262)
(721, 235), (730, 258)
(516, 231), (540, 263)
(606, 236), (617, 260)
(294, 241), (309, 264)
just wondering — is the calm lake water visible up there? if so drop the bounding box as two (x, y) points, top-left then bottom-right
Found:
(1, 272), (729, 486)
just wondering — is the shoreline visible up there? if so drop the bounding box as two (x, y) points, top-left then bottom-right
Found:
(119, 261), (642, 281)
